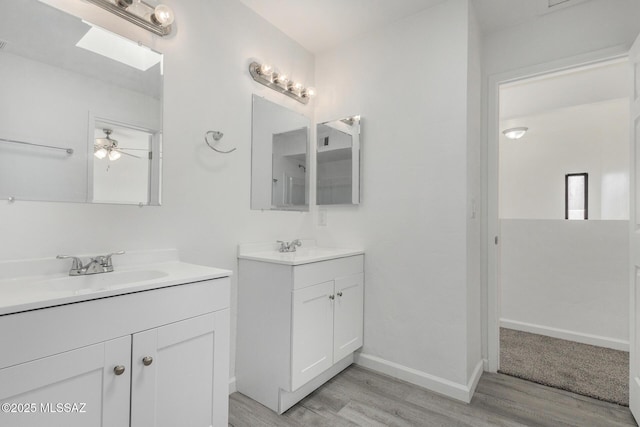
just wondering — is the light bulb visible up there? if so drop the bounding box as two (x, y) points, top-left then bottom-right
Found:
(289, 81), (303, 94)
(94, 147), (107, 159)
(108, 150), (122, 161)
(152, 4), (175, 27)
(274, 73), (289, 86)
(502, 127), (528, 140)
(303, 87), (316, 98)
(258, 64), (273, 76)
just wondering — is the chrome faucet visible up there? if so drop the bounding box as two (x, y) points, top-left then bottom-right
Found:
(277, 239), (302, 253)
(57, 251), (124, 276)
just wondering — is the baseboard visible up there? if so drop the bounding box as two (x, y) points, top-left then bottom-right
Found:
(467, 359), (483, 399)
(354, 353), (483, 403)
(482, 358), (490, 372)
(229, 376), (237, 395)
(500, 319), (629, 352)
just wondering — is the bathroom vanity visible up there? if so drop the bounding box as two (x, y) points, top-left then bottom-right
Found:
(236, 241), (364, 413)
(0, 250), (231, 427)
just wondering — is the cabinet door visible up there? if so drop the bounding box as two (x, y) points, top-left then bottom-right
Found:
(0, 336), (131, 427)
(334, 273), (364, 361)
(291, 280), (335, 391)
(131, 311), (228, 427)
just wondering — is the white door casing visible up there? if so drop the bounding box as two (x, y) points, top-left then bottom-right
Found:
(628, 31), (640, 422)
(485, 46), (630, 373)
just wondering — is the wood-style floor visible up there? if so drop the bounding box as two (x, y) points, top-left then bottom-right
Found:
(229, 365), (636, 426)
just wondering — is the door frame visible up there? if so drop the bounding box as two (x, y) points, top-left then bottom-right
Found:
(484, 45), (630, 372)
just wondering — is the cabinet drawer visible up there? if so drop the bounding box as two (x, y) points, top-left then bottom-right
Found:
(0, 278), (230, 369)
(293, 255), (363, 290)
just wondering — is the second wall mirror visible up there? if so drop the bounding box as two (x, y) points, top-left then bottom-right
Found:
(317, 116), (361, 205)
(251, 95), (310, 211)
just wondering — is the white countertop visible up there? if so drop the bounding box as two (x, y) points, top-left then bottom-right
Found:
(238, 240), (364, 266)
(0, 250), (231, 316)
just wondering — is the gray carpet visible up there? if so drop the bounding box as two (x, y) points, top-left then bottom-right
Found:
(499, 327), (629, 406)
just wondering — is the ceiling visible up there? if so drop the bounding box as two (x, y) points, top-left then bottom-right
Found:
(500, 59), (628, 120)
(238, 0), (592, 53)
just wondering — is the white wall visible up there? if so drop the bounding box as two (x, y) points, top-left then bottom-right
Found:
(1, 0), (317, 384)
(499, 99), (629, 220)
(314, 0), (482, 395)
(500, 219), (629, 349)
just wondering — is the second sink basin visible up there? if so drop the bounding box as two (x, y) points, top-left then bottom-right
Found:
(238, 243), (364, 266)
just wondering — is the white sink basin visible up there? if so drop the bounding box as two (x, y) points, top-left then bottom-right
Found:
(45, 270), (168, 293)
(238, 243), (363, 265)
(0, 250), (233, 315)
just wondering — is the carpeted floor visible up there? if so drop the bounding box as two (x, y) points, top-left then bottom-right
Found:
(499, 328), (629, 406)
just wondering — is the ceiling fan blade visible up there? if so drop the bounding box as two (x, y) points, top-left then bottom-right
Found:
(115, 149), (142, 159)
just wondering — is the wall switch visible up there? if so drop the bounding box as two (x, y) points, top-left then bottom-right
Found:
(318, 209), (327, 226)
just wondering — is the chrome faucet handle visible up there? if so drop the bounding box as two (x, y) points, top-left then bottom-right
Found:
(56, 255), (84, 271)
(292, 239), (302, 247)
(103, 251), (125, 267)
(276, 241), (287, 253)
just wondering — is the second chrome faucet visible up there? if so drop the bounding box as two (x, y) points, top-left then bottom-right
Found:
(57, 251), (125, 276)
(277, 240), (302, 253)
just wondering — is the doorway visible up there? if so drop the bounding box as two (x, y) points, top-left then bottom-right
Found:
(488, 57), (630, 405)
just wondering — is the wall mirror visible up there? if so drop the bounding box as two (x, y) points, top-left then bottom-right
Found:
(0, 0), (163, 205)
(251, 95), (310, 211)
(316, 116), (361, 205)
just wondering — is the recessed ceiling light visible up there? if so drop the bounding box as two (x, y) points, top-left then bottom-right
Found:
(76, 24), (162, 72)
(502, 127), (528, 140)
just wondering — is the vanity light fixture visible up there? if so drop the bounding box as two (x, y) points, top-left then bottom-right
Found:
(502, 127), (528, 140)
(84, 0), (175, 37)
(249, 62), (316, 105)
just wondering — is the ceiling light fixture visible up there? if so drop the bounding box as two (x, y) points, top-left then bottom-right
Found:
(249, 62), (316, 105)
(94, 129), (142, 162)
(502, 127), (529, 140)
(84, 0), (175, 37)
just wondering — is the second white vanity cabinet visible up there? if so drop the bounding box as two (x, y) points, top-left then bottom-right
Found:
(0, 258), (231, 427)
(237, 244), (364, 413)
(291, 272), (364, 390)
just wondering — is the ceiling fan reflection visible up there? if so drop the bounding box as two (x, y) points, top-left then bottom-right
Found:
(94, 128), (142, 161)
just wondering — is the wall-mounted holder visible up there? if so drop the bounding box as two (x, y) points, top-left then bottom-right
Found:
(205, 131), (236, 154)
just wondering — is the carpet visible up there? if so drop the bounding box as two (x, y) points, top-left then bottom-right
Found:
(499, 328), (629, 406)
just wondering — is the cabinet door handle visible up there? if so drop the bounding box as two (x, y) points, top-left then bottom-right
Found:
(329, 294), (335, 300)
(337, 291), (343, 297)
(114, 365), (126, 376)
(142, 356), (154, 366)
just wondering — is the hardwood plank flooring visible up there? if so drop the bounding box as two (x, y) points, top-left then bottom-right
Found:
(229, 365), (636, 427)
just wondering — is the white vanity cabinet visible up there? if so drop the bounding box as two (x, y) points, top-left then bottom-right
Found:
(237, 249), (364, 414)
(0, 275), (231, 427)
(291, 272), (364, 390)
